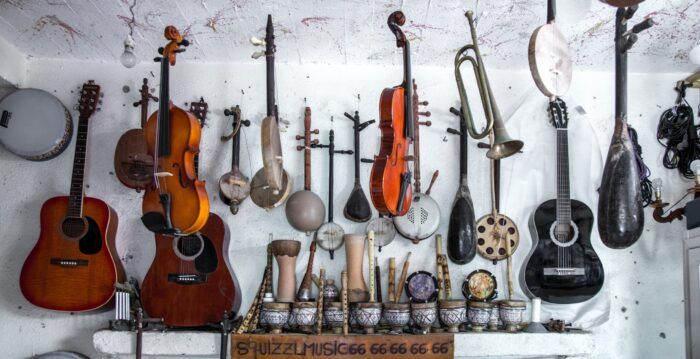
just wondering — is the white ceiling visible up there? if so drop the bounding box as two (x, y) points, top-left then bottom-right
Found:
(0, 0), (698, 72)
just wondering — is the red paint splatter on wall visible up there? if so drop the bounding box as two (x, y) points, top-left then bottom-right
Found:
(301, 17), (330, 27)
(409, 21), (441, 31)
(33, 15), (82, 41)
(206, 10), (223, 32)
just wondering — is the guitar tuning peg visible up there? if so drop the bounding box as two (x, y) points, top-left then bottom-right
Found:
(311, 129), (320, 134)
(251, 51), (266, 59)
(419, 120), (432, 126)
(311, 139), (319, 145)
(295, 135), (304, 140)
(280, 119), (290, 125)
(419, 101), (429, 106)
(296, 145), (304, 151)
(418, 111), (431, 117)
(250, 36), (266, 46)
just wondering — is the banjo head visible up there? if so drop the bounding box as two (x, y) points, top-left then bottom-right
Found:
(250, 168), (291, 209)
(0, 89), (72, 160)
(315, 222), (345, 252)
(366, 217), (396, 248)
(261, 116), (284, 192)
(393, 193), (441, 243)
(475, 213), (520, 261)
(528, 24), (572, 98)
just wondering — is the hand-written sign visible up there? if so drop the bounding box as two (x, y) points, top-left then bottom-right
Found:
(232, 333), (454, 358)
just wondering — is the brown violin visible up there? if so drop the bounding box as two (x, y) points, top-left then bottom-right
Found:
(114, 78), (157, 192)
(141, 26), (209, 235)
(370, 11), (414, 217)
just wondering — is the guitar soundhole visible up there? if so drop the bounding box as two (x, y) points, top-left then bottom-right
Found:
(176, 235), (203, 258)
(62, 217), (86, 239)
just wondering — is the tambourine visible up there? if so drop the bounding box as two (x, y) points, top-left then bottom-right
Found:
(462, 269), (497, 302)
(405, 270), (438, 303)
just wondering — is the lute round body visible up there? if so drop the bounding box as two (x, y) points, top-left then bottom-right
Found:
(448, 186), (477, 264)
(218, 170), (250, 214)
(114, 128), (152, 190)
(370, 87), (412, 216)
(142, 104), (209, 235)
(522, 199), (604, 304)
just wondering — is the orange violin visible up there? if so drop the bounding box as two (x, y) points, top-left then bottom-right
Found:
(370, 11), (414, 217)
(141, 26), (209, 235)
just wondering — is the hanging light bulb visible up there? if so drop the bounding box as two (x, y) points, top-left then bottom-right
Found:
(120, 34), (137, 69)
(651, 178), (663, 202)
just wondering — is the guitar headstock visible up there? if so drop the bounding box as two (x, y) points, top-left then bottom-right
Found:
(78, 80), (101, 118)
(189, 97), (208, 126)
(388, 11), (407, 48)
(159, 26), (189, 65)
(548, 97), (569, 129)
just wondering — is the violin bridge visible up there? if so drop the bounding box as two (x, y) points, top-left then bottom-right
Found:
(154, 171), (174, 177)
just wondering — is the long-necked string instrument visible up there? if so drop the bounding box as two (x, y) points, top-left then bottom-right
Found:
(446, 107), (476, 264)
(394, 82), (440, 243)
(343, 110), (375, 222)
(286, 107), (325, 233)
(250, 14), (292, 210)
(114, 78), (157, 192)
(219, 105), (251, 215)
(141, 26), (209, 235)
(597, 4), (653, 248)
(314, 128), (353, 259)
(370, 11), (414, 216)
(455, 11), (523, 160)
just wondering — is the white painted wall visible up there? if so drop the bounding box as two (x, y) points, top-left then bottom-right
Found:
(0, 35), (27, 87)
(0, 57), (690, 358)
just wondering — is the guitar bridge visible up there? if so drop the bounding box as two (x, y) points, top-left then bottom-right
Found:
(543, 268), (585, 276)
(50, 258), (88, 267)
(168, 273), (207, 285)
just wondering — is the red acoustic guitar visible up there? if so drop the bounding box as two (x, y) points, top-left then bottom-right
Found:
(20, 81), (125, 312)
(370, 11), (415, 217)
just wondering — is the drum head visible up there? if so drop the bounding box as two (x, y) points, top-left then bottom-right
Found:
(315, 222), (345, 252)
(0, 88), (72, 160)
(528, 24), (572, 97)
(463, 269), (497, 301)
(405, 271), (438, 303)
(366, 217), (396, 248)
(261, 116), (283, 191)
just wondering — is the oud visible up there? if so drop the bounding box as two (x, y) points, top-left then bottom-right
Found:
(522, 99), (604, 304)
(20, 81), (125, 311)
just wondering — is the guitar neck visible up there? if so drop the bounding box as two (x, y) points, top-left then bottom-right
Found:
(67, 114), (91, 217)
(556, 128), (571, 224)
(157, 56), (171, 157)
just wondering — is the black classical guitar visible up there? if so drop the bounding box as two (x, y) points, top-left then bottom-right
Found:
(521, 99), (604, 304)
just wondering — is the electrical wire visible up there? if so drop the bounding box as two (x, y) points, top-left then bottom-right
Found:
(657, 96), (700, 179)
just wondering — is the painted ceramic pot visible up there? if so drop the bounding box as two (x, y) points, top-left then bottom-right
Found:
(488, 300), (501, 331)
(411, 302), (437, 335)
(291, 302), (317, 333)
(383, 302), (411, 334)
(323, 279), (340, 304)
(349, 304), (359, 330)
(262, 302), (290, 334)
(499, 300), (526, 332)
(355, 302), (382, 334)
(467, 301), (494, 332)
(324, 302), (344, 334)
(438, 300), (466, 333)
(258, 292), (275, 328)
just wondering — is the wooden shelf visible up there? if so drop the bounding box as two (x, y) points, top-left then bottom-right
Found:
(93, 329), (594, 358)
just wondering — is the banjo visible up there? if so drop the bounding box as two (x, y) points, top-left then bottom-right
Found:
(0, 88), (73, 161)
